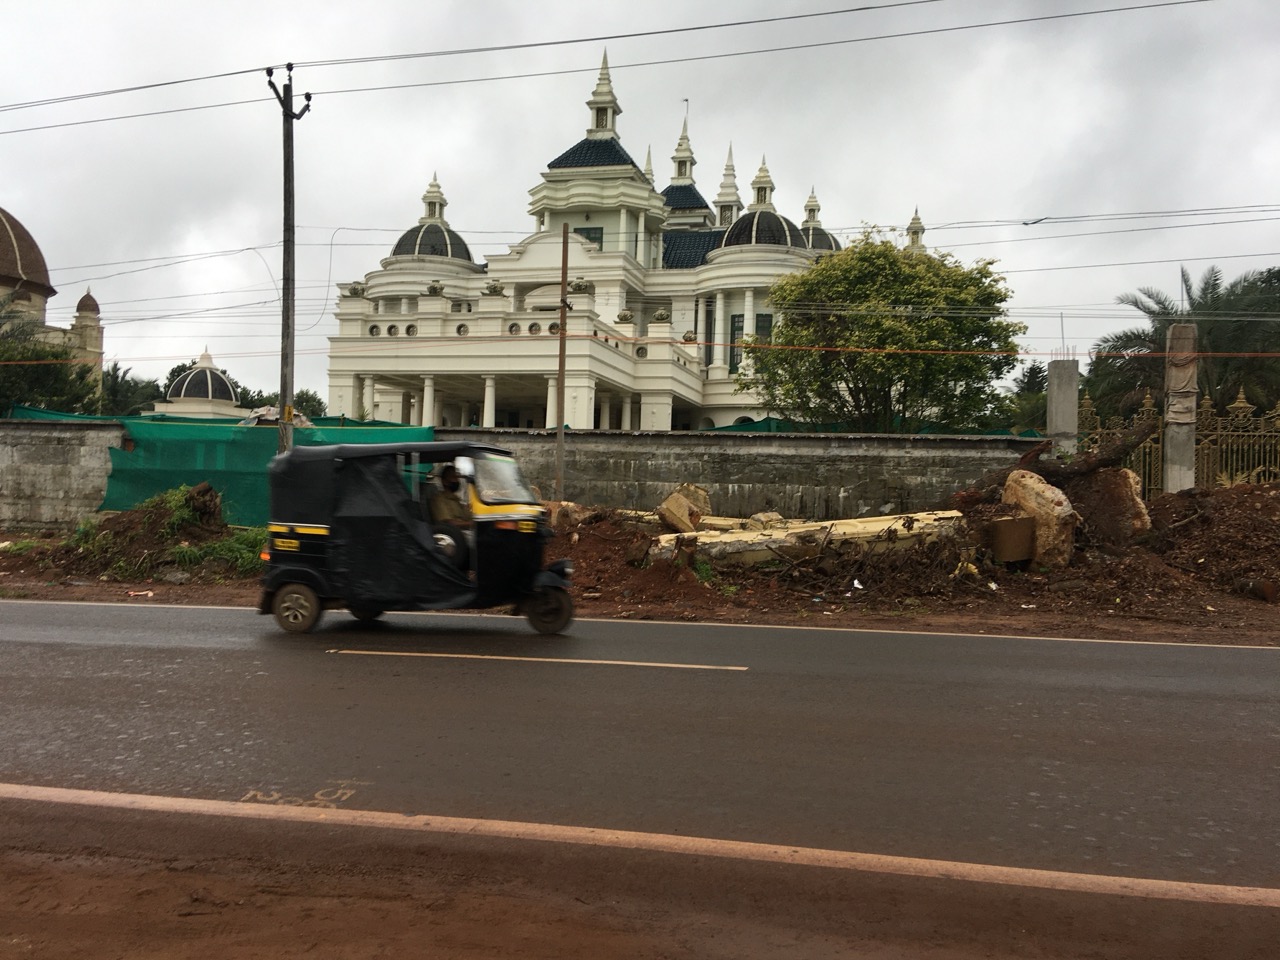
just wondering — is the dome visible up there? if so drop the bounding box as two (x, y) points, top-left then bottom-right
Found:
(719, 210), (807, 249)
(391, 222), (474, 262)
(802, 225), (842, 252)
(168, 351), (238, 403)
(76, 289), (100, 314)
(0, 206), (56, 299)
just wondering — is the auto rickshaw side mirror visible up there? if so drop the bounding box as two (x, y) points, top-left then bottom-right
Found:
(454, 456), (476, 480)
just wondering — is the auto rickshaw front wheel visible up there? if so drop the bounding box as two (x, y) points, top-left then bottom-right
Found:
(525, 586), (573, 635)
(272, 584), (323, 633)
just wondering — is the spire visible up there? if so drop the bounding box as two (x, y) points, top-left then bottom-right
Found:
(670, 116), (696, 185)
(643, 147), (654, 184)
(748, 156), (776, 213)
(585, 49), (622, 141)
(801, 187), (821, 228)
(714, 144), (742, 227)
(419, 173), (449, 224)
(906, 207), (926, 253)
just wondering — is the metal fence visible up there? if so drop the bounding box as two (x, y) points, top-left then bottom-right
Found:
(1079, 390), (1280, 496)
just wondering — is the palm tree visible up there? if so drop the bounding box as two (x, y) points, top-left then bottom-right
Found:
(98, 361), (162, 417)
(1086, 266), (1280, 418)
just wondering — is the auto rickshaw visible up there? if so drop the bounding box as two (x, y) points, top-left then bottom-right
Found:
(257, 441), (573, 634)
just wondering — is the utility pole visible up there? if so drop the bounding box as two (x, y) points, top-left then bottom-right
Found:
(554, 223), (569, 500)
(266, 64), (311, 453)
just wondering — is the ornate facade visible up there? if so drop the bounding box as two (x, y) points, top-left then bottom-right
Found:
(327, 54), (921, 431)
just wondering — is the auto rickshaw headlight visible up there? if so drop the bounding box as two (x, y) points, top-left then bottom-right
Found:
(549, 559), (573, 579)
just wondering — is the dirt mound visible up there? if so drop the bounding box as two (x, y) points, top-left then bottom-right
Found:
(49, 483), (236, 581)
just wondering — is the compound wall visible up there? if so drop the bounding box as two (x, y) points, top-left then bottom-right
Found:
(0, 421), (125, 532)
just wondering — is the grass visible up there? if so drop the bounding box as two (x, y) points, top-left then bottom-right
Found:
(0, 539), (41, 556)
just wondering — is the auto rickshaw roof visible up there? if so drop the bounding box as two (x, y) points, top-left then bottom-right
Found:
(275, 440), (514, 464)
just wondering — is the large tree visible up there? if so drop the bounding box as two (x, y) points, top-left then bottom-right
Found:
(0, 298), (99, 416)
(1085, 266), (1280, 418)
(738, 232), (1023, 432)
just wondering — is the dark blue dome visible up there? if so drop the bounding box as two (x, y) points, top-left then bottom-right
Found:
(391, 222), (473, 262)
(720, 210), (806, 249)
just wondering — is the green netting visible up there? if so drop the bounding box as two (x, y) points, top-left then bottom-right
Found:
(99, 419), (434, 526)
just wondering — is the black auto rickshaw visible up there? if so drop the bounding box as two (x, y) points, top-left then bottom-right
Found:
(257, 441), (573, 634)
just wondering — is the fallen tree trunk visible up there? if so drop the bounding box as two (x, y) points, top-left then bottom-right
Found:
(948, 419), (1158, 508)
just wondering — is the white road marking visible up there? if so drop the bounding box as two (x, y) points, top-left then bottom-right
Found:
(1, 781), (1276, 908)
(325, 649), (748, 671)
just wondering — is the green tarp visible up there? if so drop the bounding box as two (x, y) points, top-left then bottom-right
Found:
(7, 406), (432, 526)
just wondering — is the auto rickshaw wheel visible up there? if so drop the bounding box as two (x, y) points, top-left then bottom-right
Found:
(350, 607), (384, 622)
(525, 586), (573, 635)
(432, 527), (470, 569)
(272, 584), (323, 633)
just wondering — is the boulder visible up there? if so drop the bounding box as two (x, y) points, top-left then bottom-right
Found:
(656, 491), (701, 534)
(747, 511), (785, 531)
(1000, 470), (1079, 567)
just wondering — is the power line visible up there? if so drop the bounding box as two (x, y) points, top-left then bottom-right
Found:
(0, 1), (1213, 137)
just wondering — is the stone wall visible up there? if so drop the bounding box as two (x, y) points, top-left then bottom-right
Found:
(0, 421), (1038, 530)
(436, 428), (1039, 520)
(0, 420), (125, 532)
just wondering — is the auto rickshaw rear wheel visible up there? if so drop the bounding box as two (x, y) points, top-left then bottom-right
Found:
(272, 584), (323, 633)
(350, 607), (384, 622)
(525, 586), (573, 635)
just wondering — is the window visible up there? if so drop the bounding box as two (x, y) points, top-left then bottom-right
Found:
(368, 325), (381, 337)
(548, 322), (561, 335)
(574, 226), (604, 250)
(720, 207), (733, 226)
(455, 323), (469, 336)
(729, 314), (745, 373)
(387, 324), (399, 337)
(703, 303), (715, 367)
(756, 187), (767, 204)
(508, 322), (521, 335)
(427, 202), (438, 218)
(528, 322), (542, 335)
(677, 160), (688, 178)
(595, 107), (608, 128)
(450, 301), (462, 313)
(756, 313), (774, 341)
(405, 324), (418, 337)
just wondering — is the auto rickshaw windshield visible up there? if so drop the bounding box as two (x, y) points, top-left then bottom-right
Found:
(472, 454), (538, 504)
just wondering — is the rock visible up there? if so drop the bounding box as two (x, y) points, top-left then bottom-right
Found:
(747, 511), (785, 531)
(159, 568), (191, 585)
(1000, 470), (1079, 567)
(656, 491), (701, 534)
(670, 483), (712, 517)
(544, 501), (595, 531)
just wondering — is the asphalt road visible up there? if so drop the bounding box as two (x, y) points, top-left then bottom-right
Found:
(0, 599), (1276, 890)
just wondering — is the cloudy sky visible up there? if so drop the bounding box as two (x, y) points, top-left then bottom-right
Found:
(4, 0), (1275, 400)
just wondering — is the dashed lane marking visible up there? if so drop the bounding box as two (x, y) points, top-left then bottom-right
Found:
(325, 649), (749, 670)
(0, 781), (1276, 908)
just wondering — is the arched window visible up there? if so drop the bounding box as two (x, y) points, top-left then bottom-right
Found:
(595, 107), (608, 128)
(368, 325), (381, 337)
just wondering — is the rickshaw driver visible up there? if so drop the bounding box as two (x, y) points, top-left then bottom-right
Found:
(428, 464), (472, 528)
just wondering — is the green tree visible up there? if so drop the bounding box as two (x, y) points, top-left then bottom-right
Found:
(253, 388), (327, 420)
(1013, 359), (1048, 394)
(98, 361), (163, 417)
(0, 297), (99, 415)
(738, 232), (1023, 432)
(1085, 266), (1280, 418)
(1007, 359), (1048, 433)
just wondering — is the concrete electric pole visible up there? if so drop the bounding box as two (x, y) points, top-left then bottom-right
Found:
(266, 64), (311, 453)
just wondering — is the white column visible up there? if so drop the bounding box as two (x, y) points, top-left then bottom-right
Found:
(545, 375), (559, 429)
(745, 288), (756, 337)
(617, 208), (628, 255)
(599, 393), (612, 431)
(482, 375), (497, 428)
(363, 376), (376, 421)
(640, 392), (673, 432)
(566, 375), (596, 430)
(399, 391), (412, 424)
(713, 292), (728, 369)
(419, 375), (435, 427)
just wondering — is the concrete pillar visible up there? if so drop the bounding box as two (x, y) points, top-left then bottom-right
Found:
(1163, 323), (1199, 493)
(617, 208), (628, 254)
(599, 393), (612, 430)
(640, 392), (673, 432)
(566, 376), (596, 430)
(745, 288), (756, 337)
(399, 391), (412, 425)
(1046, 359), (1079, 456)
(363, 376), (376, 421)
(545, 375), (559, 429)
(419, 375), (435, 427)
(693, 296), (702, 340)
(482, 375), (497, 428)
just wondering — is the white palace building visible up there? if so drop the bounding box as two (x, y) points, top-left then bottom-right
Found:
(326, 54), (925, 431)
